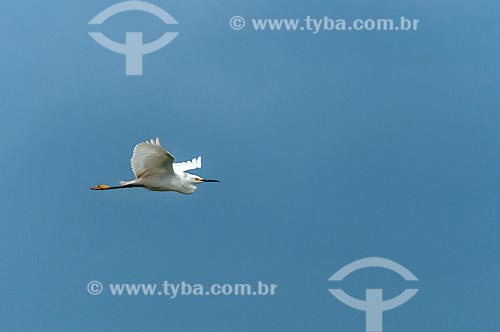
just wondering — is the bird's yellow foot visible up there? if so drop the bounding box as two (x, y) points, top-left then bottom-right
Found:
(91, 184), (110, 190)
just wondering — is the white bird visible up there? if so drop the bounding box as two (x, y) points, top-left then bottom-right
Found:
(91, 137), (219, 194)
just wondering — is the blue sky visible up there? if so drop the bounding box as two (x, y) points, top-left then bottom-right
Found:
(1, 0), (499, 331)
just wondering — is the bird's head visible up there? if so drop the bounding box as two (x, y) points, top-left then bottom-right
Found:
(187, 173), (220, 185)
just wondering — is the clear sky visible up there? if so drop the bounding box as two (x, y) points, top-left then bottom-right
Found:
(1, 0), (499, 331)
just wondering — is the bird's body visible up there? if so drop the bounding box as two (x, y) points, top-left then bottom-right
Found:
(91, 138), (218, 194)
(122, 172), (198, 194)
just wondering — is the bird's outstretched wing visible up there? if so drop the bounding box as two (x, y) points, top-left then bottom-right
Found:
(173, 156), (202, 172)
(131, 138), (175, 178)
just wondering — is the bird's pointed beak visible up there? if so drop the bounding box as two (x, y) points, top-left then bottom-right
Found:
(202, 179), (220, 183)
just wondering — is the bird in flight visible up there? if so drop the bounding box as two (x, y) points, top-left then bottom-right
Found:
(91, 137), (219, 194)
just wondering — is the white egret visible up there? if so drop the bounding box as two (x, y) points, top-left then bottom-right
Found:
(91, 137), (219, 194)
